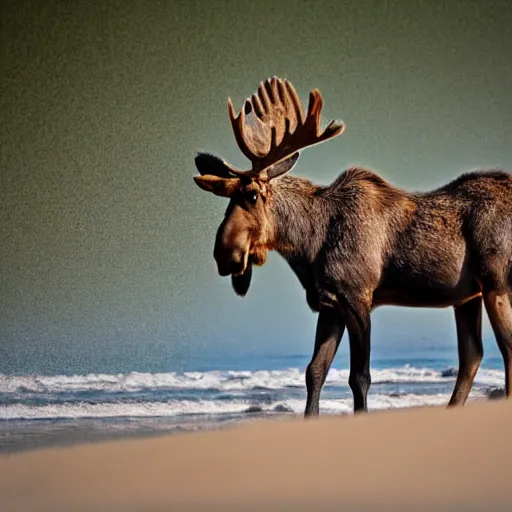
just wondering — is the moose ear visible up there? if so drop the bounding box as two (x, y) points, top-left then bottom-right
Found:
(264, 152), (300, 180)
(193, 175), (240, 197)
(195, 152), (236, 179)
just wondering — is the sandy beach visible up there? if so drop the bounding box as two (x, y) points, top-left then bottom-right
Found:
(1, 400), (511, 511)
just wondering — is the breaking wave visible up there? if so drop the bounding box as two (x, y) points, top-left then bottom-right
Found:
(0, 365), (502, 422)
(0, 365), (504, 395)
(0, 393), (455, 421)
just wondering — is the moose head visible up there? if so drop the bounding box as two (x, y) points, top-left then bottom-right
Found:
(194, 77), (345, 296)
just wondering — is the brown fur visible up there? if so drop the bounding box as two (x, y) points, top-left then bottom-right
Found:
(195, 152), (512, 416)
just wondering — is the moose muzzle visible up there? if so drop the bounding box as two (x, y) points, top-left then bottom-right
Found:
(213, 217), (250, 277)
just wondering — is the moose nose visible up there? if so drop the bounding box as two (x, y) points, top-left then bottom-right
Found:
(214, 247), (245, 276)
(213, 213), (250, 276)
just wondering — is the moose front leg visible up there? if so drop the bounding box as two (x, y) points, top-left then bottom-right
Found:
(345, 302), (372, 413)
(304, 307), (346, 417)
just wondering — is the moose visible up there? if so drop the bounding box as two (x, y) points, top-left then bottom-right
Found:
(193, 76), (512, 416)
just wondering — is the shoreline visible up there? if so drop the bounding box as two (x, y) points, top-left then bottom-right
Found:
(1, 400), (511, 511)
(0, 394), (494, 455)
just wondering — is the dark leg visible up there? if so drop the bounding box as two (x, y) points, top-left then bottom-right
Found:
(345, 304), (372, 413)
(304, 307), (345, 417)
(483, 290), (512, 397)
(448, 296), (483, 406)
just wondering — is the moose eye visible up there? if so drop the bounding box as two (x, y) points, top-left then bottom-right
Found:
(246, 192), (258, 205)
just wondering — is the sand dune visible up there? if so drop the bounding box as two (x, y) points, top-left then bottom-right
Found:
(1, 400), (511, 511)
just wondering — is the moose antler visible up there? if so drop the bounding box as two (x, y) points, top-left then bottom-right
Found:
(227, 77), (345, 178)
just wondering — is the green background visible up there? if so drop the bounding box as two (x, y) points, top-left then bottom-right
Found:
(1, 0), (511, 373)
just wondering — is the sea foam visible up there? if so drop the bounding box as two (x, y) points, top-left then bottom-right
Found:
(0, 365), (501, 421)
(0, 365), (504, 394)
(0, 393), (457, 420)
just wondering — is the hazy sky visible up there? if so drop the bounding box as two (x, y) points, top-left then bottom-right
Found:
(1, 0), (512, 374)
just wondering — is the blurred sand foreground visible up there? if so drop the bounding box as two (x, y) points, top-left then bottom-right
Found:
(1, 400), (511, 511)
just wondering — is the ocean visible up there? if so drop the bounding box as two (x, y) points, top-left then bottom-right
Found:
(0, 345), (506, 454)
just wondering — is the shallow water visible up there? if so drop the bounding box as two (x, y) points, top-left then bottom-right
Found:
(0, 353), (504, 453)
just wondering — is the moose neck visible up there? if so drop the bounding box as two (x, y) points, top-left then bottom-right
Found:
(268, 175), (329, 264)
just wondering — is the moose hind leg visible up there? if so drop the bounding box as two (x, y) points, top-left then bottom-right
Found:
(345, 305), (372, 413)
(448, 295), (483, 407)
(483, 290), (512, 397)
(304, 307), (345, 417)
